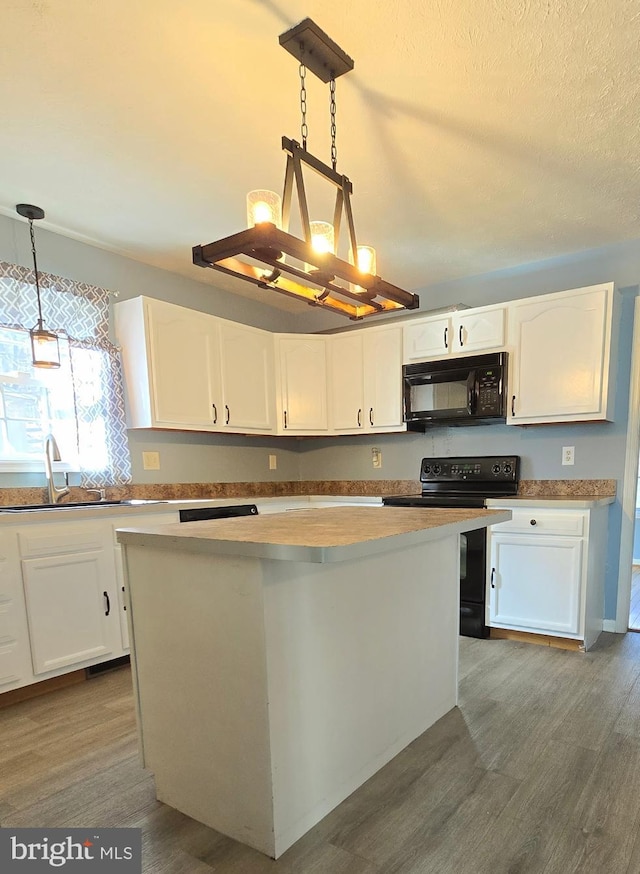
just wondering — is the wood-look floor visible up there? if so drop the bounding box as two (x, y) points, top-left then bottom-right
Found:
(629, 565), (640, 630)
(3, 633), (640, 873)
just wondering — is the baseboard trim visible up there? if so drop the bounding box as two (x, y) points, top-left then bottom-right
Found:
(489, 627), (584, 651)
(0, 670), (86, 708)
(602, 619), (618, 632)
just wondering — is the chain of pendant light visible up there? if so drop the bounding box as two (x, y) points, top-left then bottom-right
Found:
(28, 217), (44, 324)
(298, 55), (338, 170)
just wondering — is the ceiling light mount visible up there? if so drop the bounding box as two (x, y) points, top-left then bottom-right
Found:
(193, 18), (419, 320)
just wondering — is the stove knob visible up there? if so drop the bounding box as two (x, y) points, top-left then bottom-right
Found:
(424, 464), (431, 475)
(504, 463), (512, 474)
(492, 464), (501, 475)
(432, 464), (441, 475)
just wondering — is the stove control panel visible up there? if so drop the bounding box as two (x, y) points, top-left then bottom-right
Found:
(420, 455), (520, 483)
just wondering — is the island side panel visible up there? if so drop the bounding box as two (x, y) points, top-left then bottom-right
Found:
(123, 545), (276, 857)
(262, 534), (460, 857)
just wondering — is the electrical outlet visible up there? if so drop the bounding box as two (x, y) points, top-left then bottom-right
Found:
(562, 446), (575, 466)
(142, 451), (160, 470)
(372, 447), (382, 469)
(269, 454), (277, 470)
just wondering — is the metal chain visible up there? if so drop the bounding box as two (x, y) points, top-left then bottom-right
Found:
(299, 61), (308, 150)
(330, 78), (337, 170)
(28, 218), (43, 323)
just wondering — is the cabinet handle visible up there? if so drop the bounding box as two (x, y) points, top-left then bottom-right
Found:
(212, 403), (217, 424)
(459, 325), (464, 347)
(284, 410), (288, 429)
(357, 408), (362, 426)
(225, 404), (230, 425)
(369, 407), (374, 426)
(104, 591), (111, 616)
(511, 395), (516, 416)
(444, 326), (448, 349)
(530, 519), (537, 526)
(490, 568), (496, 588)
(122, 585), (126, 611)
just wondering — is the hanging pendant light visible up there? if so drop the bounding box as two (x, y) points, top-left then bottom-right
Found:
(193, 18), (419, 321)
(15, 204), (61, 368)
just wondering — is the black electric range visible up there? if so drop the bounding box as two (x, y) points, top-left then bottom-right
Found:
(383, 456), (520, 638)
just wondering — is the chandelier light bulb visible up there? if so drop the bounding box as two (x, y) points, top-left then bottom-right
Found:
(246, 190), (282, 228)
(310, 221), (334, 254)
(356, 245), (376, 276)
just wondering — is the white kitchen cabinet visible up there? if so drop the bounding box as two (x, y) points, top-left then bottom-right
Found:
(275, 335), (328, 433)
(0, 530), (32, 691)
(218, 321), (275, 432)
(487, 504), (608, 649)
(116, 297), (219, 430)
(19, 522), (119, 675)
(115, 297), (275, 434)
(403, 314), (452, 361)
(507, 282), (615, 424)
(452, 307), (505, 355)
(329, 325), (405, 433)
(403, 305), (505, 363)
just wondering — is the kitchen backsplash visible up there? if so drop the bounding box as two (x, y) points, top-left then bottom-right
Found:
(0, 478), (616, 506)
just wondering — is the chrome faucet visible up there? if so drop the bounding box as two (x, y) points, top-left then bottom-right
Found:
(44, 434), (70, 504)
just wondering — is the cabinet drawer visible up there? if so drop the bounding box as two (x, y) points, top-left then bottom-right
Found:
(491, 509), (585, 537)
(18, 524), (106, 558)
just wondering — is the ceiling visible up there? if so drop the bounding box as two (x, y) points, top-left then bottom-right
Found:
(2, 0), (640, 315)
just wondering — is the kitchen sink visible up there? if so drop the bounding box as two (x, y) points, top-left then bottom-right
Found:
(0, 499), (167, 513)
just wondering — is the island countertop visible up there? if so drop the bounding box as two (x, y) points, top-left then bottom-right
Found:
(116, 505), (512, 563)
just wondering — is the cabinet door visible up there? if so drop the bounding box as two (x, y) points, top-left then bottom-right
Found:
(0, 531), (32, 691)
(364, 327), (404, 429)
(329, 333), (364, 432)
(489, 534), (583, 635)
(22, 549), (115, 675)
(277, 336), (328, 432)
(147, 299), (220, 429)
(403, 315), (451, 362)
(508, 284), (612, 423)
(452, 307), (505, 354)
(218, 321), (274, 432)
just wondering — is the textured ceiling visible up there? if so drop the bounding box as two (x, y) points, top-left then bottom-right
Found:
(1, 0), (640, 314)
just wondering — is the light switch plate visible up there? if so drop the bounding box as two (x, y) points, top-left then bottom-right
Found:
(142, 451), (160, 470)
(269, 454), (277, 470)
(372, 448), (382, 469)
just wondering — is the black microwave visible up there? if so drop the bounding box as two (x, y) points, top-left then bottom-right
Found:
(403, 352), (507, 428)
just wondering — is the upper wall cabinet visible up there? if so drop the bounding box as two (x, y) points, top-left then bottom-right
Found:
(275, 335), (328, 434)
(115, 297), (275, 434)
(328, 325), (405, 434)
(403, 305), (506, 363)
(507, 282), (615, 425)
(218, 321), (275, 432)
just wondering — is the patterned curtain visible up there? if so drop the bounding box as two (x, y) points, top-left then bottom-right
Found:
(0, 261), (131, 487)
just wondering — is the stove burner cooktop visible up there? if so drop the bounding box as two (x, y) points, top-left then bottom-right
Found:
(383, 455), (520, 509)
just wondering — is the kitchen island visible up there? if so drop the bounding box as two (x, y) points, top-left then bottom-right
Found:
(117, 505), (511, 858)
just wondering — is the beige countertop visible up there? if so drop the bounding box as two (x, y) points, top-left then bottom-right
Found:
(486, 495), (615, 509)
(116, 505), (512, 563)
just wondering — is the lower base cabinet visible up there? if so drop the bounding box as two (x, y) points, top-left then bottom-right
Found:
(0, 510), (180, 696)
(487, 504), (608, 649)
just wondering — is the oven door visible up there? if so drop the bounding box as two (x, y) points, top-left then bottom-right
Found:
(460, 527), (489, 638)
(403, 366), (475, 424)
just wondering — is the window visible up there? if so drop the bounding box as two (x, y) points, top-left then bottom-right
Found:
(0, 327), (77, 464)
(0, 262), (131, 486)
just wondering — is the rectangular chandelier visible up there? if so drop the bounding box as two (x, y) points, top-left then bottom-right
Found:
(192, 19), (420, 321)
